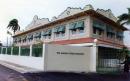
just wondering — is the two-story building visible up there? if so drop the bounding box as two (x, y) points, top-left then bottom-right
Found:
(11, 5), (127, 72)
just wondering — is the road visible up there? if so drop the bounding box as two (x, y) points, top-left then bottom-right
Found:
(0, 64), (27, 81)
(0, 64), (130, 81)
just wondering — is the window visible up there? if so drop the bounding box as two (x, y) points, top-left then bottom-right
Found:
(14, 38), (17, 44)
(93, 28), (103, 36)
(116, 32), (123, 41)
(34, 32), (41, 40)
(22, 36), (27, 43)
(106, 25), (115, 39)
(28, 35), (33, 42)
(18, 38), (21, 43)
(42, 29), (52, 39)
(93, 20), (105, 36)
(54, 25), (66, 38)
(69, 20), (85, 35)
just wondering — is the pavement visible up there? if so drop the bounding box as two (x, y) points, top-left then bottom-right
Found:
(0, 63), (130, 81)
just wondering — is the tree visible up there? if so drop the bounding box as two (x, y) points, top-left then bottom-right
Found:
(7, 19), (20, 34)
(117, 8), (130, 25)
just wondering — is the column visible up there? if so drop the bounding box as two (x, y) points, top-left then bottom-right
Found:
(30, 45), (32, 56)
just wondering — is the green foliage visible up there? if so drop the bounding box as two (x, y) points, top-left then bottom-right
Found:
(117, 8), (130, 25)
(7, 19), (20, 34)
(12, 46), (19, 55)
(20, 46), (30, 56)
(32, 44), (42, 57)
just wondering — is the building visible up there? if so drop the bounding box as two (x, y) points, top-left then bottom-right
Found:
(0, 5), (128, 73)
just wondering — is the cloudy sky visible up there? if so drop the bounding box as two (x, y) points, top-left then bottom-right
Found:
(0, 0), (130, 46)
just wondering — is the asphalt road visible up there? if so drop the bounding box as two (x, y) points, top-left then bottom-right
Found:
(0, 64), (27, 81)
(0, 64), (130, 81)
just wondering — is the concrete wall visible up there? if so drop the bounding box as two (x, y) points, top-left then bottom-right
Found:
(0, 54), (44, 70)
(0, 44), (97, 73)
(44, 44), (96, 73)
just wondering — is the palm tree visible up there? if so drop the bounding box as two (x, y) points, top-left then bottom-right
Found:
(7, 19), (20, 34)
(117, 8), (130, 25)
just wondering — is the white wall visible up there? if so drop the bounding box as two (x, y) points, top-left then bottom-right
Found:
(44, 44), (96, 73)
(0, 54), (44, 70)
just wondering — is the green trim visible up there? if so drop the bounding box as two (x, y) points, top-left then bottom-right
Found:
(106, 25), (115, 34)
(32, 44), (42, 57)
(93, 20), (105, 30)
(58, 25), (65, 32)
(34, 32), (41, 38)
(2, 48), (6, 54)
(20, 46), (30, 56)
(7, 47), (11, 55)
(75, 21), (84, 29)
(12, 46), (19, 55)
(69, 22), (76, 30)
(54, 27), (59, 33)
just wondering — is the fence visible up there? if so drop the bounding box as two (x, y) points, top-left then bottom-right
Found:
(0, 44), (43, 57)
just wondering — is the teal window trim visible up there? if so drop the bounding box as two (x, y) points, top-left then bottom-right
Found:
(34, 32), (41, 38)
(43, 30), (52, 36)
(28, 35), (33, 40)
(58, 25), (65, 32)
(12, 46), (19, 55)
(93, 20), (105, 30)
(54, 27), (59, 33)
(116, 32), (123, 37)
(69, 22), (76, 30)
(75, 21), (84, 29)
(106, 25), (115, 34)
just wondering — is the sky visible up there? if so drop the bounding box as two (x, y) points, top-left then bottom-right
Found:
(0, 0), (130, 46)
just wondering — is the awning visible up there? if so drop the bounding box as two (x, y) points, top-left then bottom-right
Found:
(58, 25), (65, 32)
(69, 23), (76, 30)
(43, 29), (51, 36)
(117, 32), (123, 37)
(54, 27), (59, 33)
(34, 32), (41, 38)
(18, 38), (21, 42)
(93, 20), (105, 30)
(28, 35), (33, 39)
(106, 25), (115, 34)
(75, 21), (84, 29)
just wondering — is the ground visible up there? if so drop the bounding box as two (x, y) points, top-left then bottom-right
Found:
(0, 64), (130, 81)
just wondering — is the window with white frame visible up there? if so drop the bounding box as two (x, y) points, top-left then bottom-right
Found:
(116, 31), (123, 41)
(34, 32), (41, 40)
(93, 20), (105, 36)
(69, 20), (85, 35)
(27, 34), (33, 42)
(42, 29), (52, 39)
(54, 25), (66, 38)
(106, 25), (115, 39)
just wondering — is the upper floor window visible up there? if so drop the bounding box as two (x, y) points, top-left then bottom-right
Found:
(34, 32), (41, 40)
(116, 32), (123, 41)
(42, 29), (52, 39)
(22, 36), (27, 43)
(27, 34), (33, 42)
(17, 38), (21, 43)
(106, 25), (115, 39)
(69, 20), (84, 35)
(93, 20), (105, 36)
(14, 38), (17, 44)
(54, 25), (66, 38)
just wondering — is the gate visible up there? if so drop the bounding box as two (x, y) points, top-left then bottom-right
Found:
(97, 46), (124, 73)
